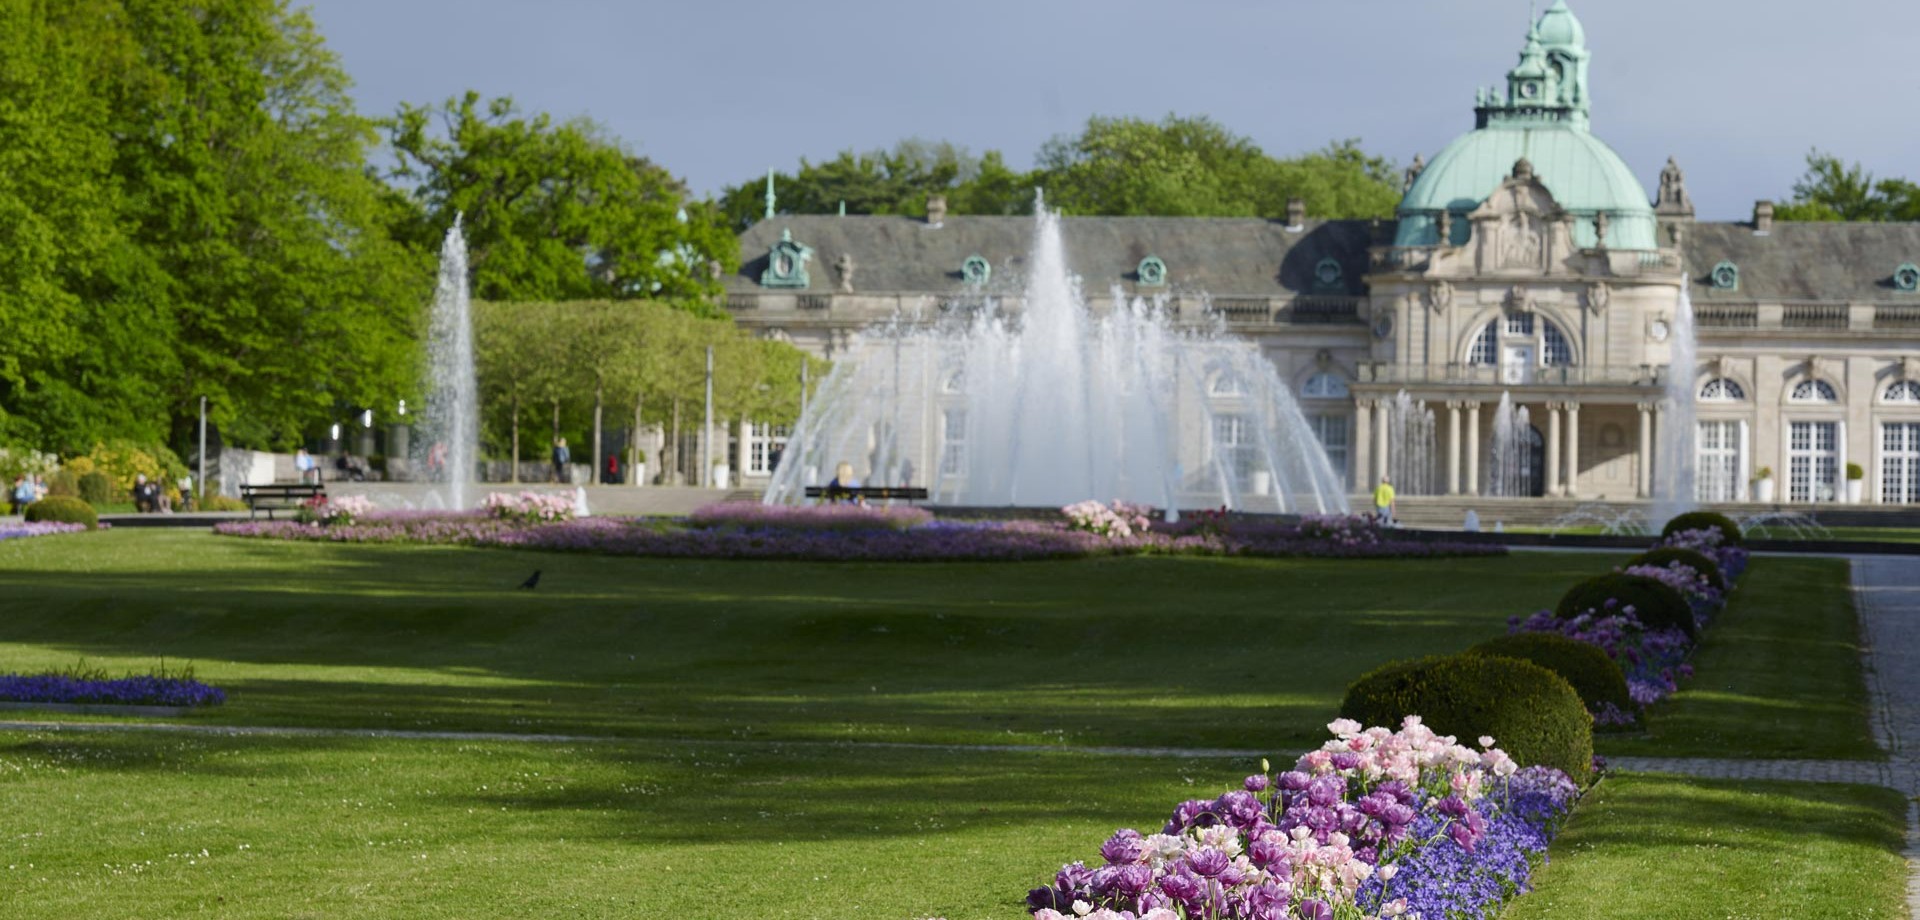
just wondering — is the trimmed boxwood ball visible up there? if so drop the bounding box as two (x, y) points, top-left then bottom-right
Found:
(1556, 572), (1696, 639)
(77, 470), (116, 506)
(1660, 510), (1743, 547)
(1467, 633), (1633, 716)
(1625, 546), (1726, 591)
(1341, 653), (1592, 782)
(23, 496), (98, 530)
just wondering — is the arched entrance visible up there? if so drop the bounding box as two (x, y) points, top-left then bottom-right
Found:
(1526, 424), (1546, 497)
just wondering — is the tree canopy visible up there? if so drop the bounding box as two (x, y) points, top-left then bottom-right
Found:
(1773, 151), (1920, 222)
(389, 93), (738, 308)
(720, 115), (1401, 228)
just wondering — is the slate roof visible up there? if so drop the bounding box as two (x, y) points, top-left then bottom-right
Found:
(727, 215), (1387, 298)
(1685, 221), (1920, 302)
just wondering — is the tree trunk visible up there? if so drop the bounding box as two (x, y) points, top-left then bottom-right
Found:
(510, 394), (521, 483)
(551, 400), (561, 442)
(671, 399), (682, 484)
(592, 383), (604, 489)
(632, 392), (644, 488)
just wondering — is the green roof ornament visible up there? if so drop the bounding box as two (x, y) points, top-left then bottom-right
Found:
(764, 169), (776, 220)
(960, 255), (990, 286)
(1710, 260), (1739, 291)
(1313, 257), (1345, 293)
(1895, 263), (1920, 293)
(1137, 256), (1167, 286)
(1478, 2), (1590, 129)
(760, 228), (813, 288)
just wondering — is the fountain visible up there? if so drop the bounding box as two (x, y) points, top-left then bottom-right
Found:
(418, 216), (477, 511)
(1546, 502), (1650, 536)
(1384, 391), (1436, 495)
(1486, 392), (1534, 497)
(763, 200), (1347, 514)
(1651, 280), (1698, 528)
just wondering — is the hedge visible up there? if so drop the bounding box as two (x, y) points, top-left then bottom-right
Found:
(1341, 653), (1593, 782)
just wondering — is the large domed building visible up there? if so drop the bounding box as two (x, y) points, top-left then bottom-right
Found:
(717, 1), (1920, 512)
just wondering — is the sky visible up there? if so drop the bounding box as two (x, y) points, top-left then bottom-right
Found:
(304, 0), (1920, 222)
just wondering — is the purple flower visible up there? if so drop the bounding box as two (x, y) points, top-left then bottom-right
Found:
(1100, 829), (1144, 865)
(1243, 773), (1270, 792)
(1297, 898), (1334, 920)
(1186, 847), (1230, 878)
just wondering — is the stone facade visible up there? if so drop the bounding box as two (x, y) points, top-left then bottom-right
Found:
(716, 1), (1920, 506)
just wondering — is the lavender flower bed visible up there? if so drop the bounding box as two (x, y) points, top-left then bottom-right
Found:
(0, 671), (226, 708)
(0, 522), (93, 542)
(1026, 718), (1579, 920)
(215, 509), (1504, 564)
(1510, 527), (1745, 717)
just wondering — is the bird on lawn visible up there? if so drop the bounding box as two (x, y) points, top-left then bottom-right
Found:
(518, 569), (542, 590)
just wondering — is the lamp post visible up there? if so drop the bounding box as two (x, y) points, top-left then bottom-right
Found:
(197, 396), (207, 502)
(702, 344), (714, 489)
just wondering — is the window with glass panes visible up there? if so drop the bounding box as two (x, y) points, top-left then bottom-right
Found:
(747, 423), (790, 475)
(1883, 423), (1920, 504)
(1311, 414), (1350, 488)
(1696, 420), (1740, 502)
(939, 409), (967, 476)
(1212, 414), (1255, 485)
(1789, 421), (1838, 502)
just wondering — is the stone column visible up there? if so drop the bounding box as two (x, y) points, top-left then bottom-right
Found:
(1737, 419), (1751, 502)
(1374, 401), (1391, 485)
(1445, 401), (1462, 495)
(1564, 402), (1581, 498)
(1544, 402), (1563, 496)
(1353, 399), (1373, 493)
(1637, 402), (1655, 498)
(1464, 401), (1482, 496)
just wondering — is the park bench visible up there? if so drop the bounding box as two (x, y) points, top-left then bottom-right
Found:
(241, 483), (326, 520)
(803, 485), (930, 504)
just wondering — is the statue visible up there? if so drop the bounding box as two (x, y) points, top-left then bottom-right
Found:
(1435, 209), (1453, 245)
(1427, 280), (1453, 313)
(1403, 153), (1426, 192)
(1586, 281), (1610, 315)
(1593, 211), (1609, 249)
(834, 253), (855, 292)
(1505, 213), (1541, 267)
(1657, 157), (1693, 212)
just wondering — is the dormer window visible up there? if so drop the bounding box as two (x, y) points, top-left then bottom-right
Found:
(960, 255), (990, 285)
(1895, 263), (1919, 293)
(1312, 257), (1344, 292)
(1709, 261), (1739, 291)
(1137, 256), (1167, 286)
(759, 229), (813, 289)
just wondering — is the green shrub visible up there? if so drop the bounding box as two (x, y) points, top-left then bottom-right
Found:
(1624, 546), (1726, 591)
(77, 470), (116, 506)
(47, 469), (79, 497)
(200, 494), (248, 512)
(1556, 573), (1696, 639)
(1846, 462), (1865, 481)
(1659, 510), (1742, 547)
(1341, 653), (1592, 782)
(23, 496), (98, 529)
(1467, 633), (1633, 716)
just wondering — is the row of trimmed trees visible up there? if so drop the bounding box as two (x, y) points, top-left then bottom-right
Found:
(473, 301), (814, 483)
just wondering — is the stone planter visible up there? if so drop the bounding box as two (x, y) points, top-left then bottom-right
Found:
(1846, 479), (1864, 504)
(1754, 478), (1776, 503)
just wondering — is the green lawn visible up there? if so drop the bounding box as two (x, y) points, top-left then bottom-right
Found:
(0, 530), (1605, 753)
(1598, 557), (1877, 761)
(0, 529), (1896, 917)
(1505, 772), (1909, 920)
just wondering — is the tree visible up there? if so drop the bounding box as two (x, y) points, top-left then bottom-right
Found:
(717, 139), (1033, 231)
(1774, 151), (1920, 222)
(388, 93), (737, 307)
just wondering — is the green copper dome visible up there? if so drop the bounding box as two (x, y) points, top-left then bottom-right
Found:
(1394, 1), (1654, 250)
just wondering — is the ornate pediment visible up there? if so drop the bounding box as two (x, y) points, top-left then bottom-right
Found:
(1467, 160), (1575, 275)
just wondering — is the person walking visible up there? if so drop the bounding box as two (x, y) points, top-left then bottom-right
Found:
(551, 438), (571, 484)
(1373, 475), (1396, 527)
(295, 447), (316, 485)
(9, 476), (31, 515)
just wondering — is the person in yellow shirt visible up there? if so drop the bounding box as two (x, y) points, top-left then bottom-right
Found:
(1373, 476), (1396, 526)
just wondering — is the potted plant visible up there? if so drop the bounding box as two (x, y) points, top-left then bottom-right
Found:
(632, 449), (647, 488)
(1846, 462), (1865, 503)
(1752, 466), (1775, 503)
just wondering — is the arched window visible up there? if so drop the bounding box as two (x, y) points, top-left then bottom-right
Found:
(1886, 381), (1920, 403)
(1699, 378), (1746, 401)
(1467, 322), (1499, 365)
(1301, 372), (1349, 399)
(941, 370), (966, 394)
(1791, 380), (1839, 403)
(1542, 324), (1572, 367)
(1209, 372), (1246, 396)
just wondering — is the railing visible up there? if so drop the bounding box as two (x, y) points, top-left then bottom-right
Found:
(1208, 297), (1273, 322)
(1356, 364), (1656, 387)
(726, 294), (759, 311)
(1371, 248), (1435, 271)
(796, 295), (832, 311)
(1876, 305), (1920, 329)
(1694, 303), (1757, 328)
(1781, 302), (1847, 329)
(1286, 295), (1364, 324)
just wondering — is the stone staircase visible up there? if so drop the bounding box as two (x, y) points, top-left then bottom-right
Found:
(1383, 494), (1920, 531)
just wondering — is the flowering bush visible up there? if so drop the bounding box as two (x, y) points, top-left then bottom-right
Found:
(688, 502), (933, 532)
(0, 662), (225, 708)
(1028, 717), (1576, 920)
(1064, 500), (1153, 539)
(1659, 527), (1750, 581)
(1510, 607), (1694, 708)
(482, 491), (575, 523)
(1293, 514), (1383, 548)
(1621, 561), (1723, 624)
(294, 494), (377, 526)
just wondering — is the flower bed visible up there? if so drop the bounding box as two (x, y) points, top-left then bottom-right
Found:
(1510, 527), (1747, 719)
(0, 665), (225, 708)
(0, 522), (96, 542)
(216, 508), (1504, 564)
(1026, 717), (1579, 920)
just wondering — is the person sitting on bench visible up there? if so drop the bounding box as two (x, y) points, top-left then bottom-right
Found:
(825, 461), (863, 505)
(132, 474), (161, 513)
